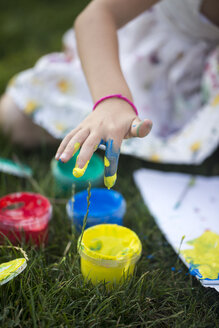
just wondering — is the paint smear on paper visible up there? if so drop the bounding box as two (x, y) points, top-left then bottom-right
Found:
(181, 231), (219, 280)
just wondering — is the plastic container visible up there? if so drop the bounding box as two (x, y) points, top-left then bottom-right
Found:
(51, 152), (104, 192)
(0, 258), (27, 285)
(78, 224), (142, 287)
(67, 188), (126, 231)
(0, 192), (52, 246)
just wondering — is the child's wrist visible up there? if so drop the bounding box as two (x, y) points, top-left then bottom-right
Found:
(93, 94), (138, 116)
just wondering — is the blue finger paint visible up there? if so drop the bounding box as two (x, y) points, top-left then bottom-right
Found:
(98, 139), (106, 147)
(105, 139), (120, 178)
(98, 139), (106, 151)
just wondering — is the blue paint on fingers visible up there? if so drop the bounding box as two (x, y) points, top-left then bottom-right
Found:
(98, 139), (106, 147)
(105, 139), (120, 178)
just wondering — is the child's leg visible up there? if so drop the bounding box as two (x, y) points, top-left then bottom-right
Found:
(0, 94), (58, 148)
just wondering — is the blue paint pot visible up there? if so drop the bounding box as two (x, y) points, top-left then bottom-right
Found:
(66, 188), (126, 231)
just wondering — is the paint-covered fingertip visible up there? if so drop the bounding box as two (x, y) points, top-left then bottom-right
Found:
(104, 173), (117, 189)
(72, 161), (89, 178)
(59, 153), (68, 162)
(73, 167), (84, 178)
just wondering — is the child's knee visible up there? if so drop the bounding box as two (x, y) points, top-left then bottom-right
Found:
(0, 94), (26, 134)
(0, 94), (18, 131)
(0, 94), (57, 147)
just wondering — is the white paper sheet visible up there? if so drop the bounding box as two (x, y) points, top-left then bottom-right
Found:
(134, 169), (219, 292)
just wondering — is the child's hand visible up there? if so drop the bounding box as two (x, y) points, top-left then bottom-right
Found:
(55, 99), (152, 188)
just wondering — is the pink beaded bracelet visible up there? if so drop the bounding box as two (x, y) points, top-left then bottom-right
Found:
(92, 94), (138, 115)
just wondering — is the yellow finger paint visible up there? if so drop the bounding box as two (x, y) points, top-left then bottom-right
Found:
(104, 156), (110, 167)
(72, 142), (80, 157)
(181, 231), (219, 280)
(78, 224), (142, 288)
(104, 173), (117, 189)
(94, 145), (98, 151)
(73, 160), (89, 178)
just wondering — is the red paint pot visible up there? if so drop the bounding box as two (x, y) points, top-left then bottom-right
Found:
(0, 192), (52, 246)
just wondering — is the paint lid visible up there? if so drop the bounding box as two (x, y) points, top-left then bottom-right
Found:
(0, 157), (32, 177)
(51, 152), (104, 190)
(0, 258), (27, 285)
(68, 188), (126, 219)
(78, 224), (142, 266)
(0, 192), (52, 230)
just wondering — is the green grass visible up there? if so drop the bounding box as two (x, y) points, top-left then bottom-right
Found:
(0, 0), (219, 327)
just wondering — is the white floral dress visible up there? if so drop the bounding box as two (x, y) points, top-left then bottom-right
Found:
(6, 0), (219, 164)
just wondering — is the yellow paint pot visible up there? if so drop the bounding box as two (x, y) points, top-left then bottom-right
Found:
(78, 224), (142, 287)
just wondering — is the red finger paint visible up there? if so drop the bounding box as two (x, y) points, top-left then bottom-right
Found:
(0, 192), (52, 246)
